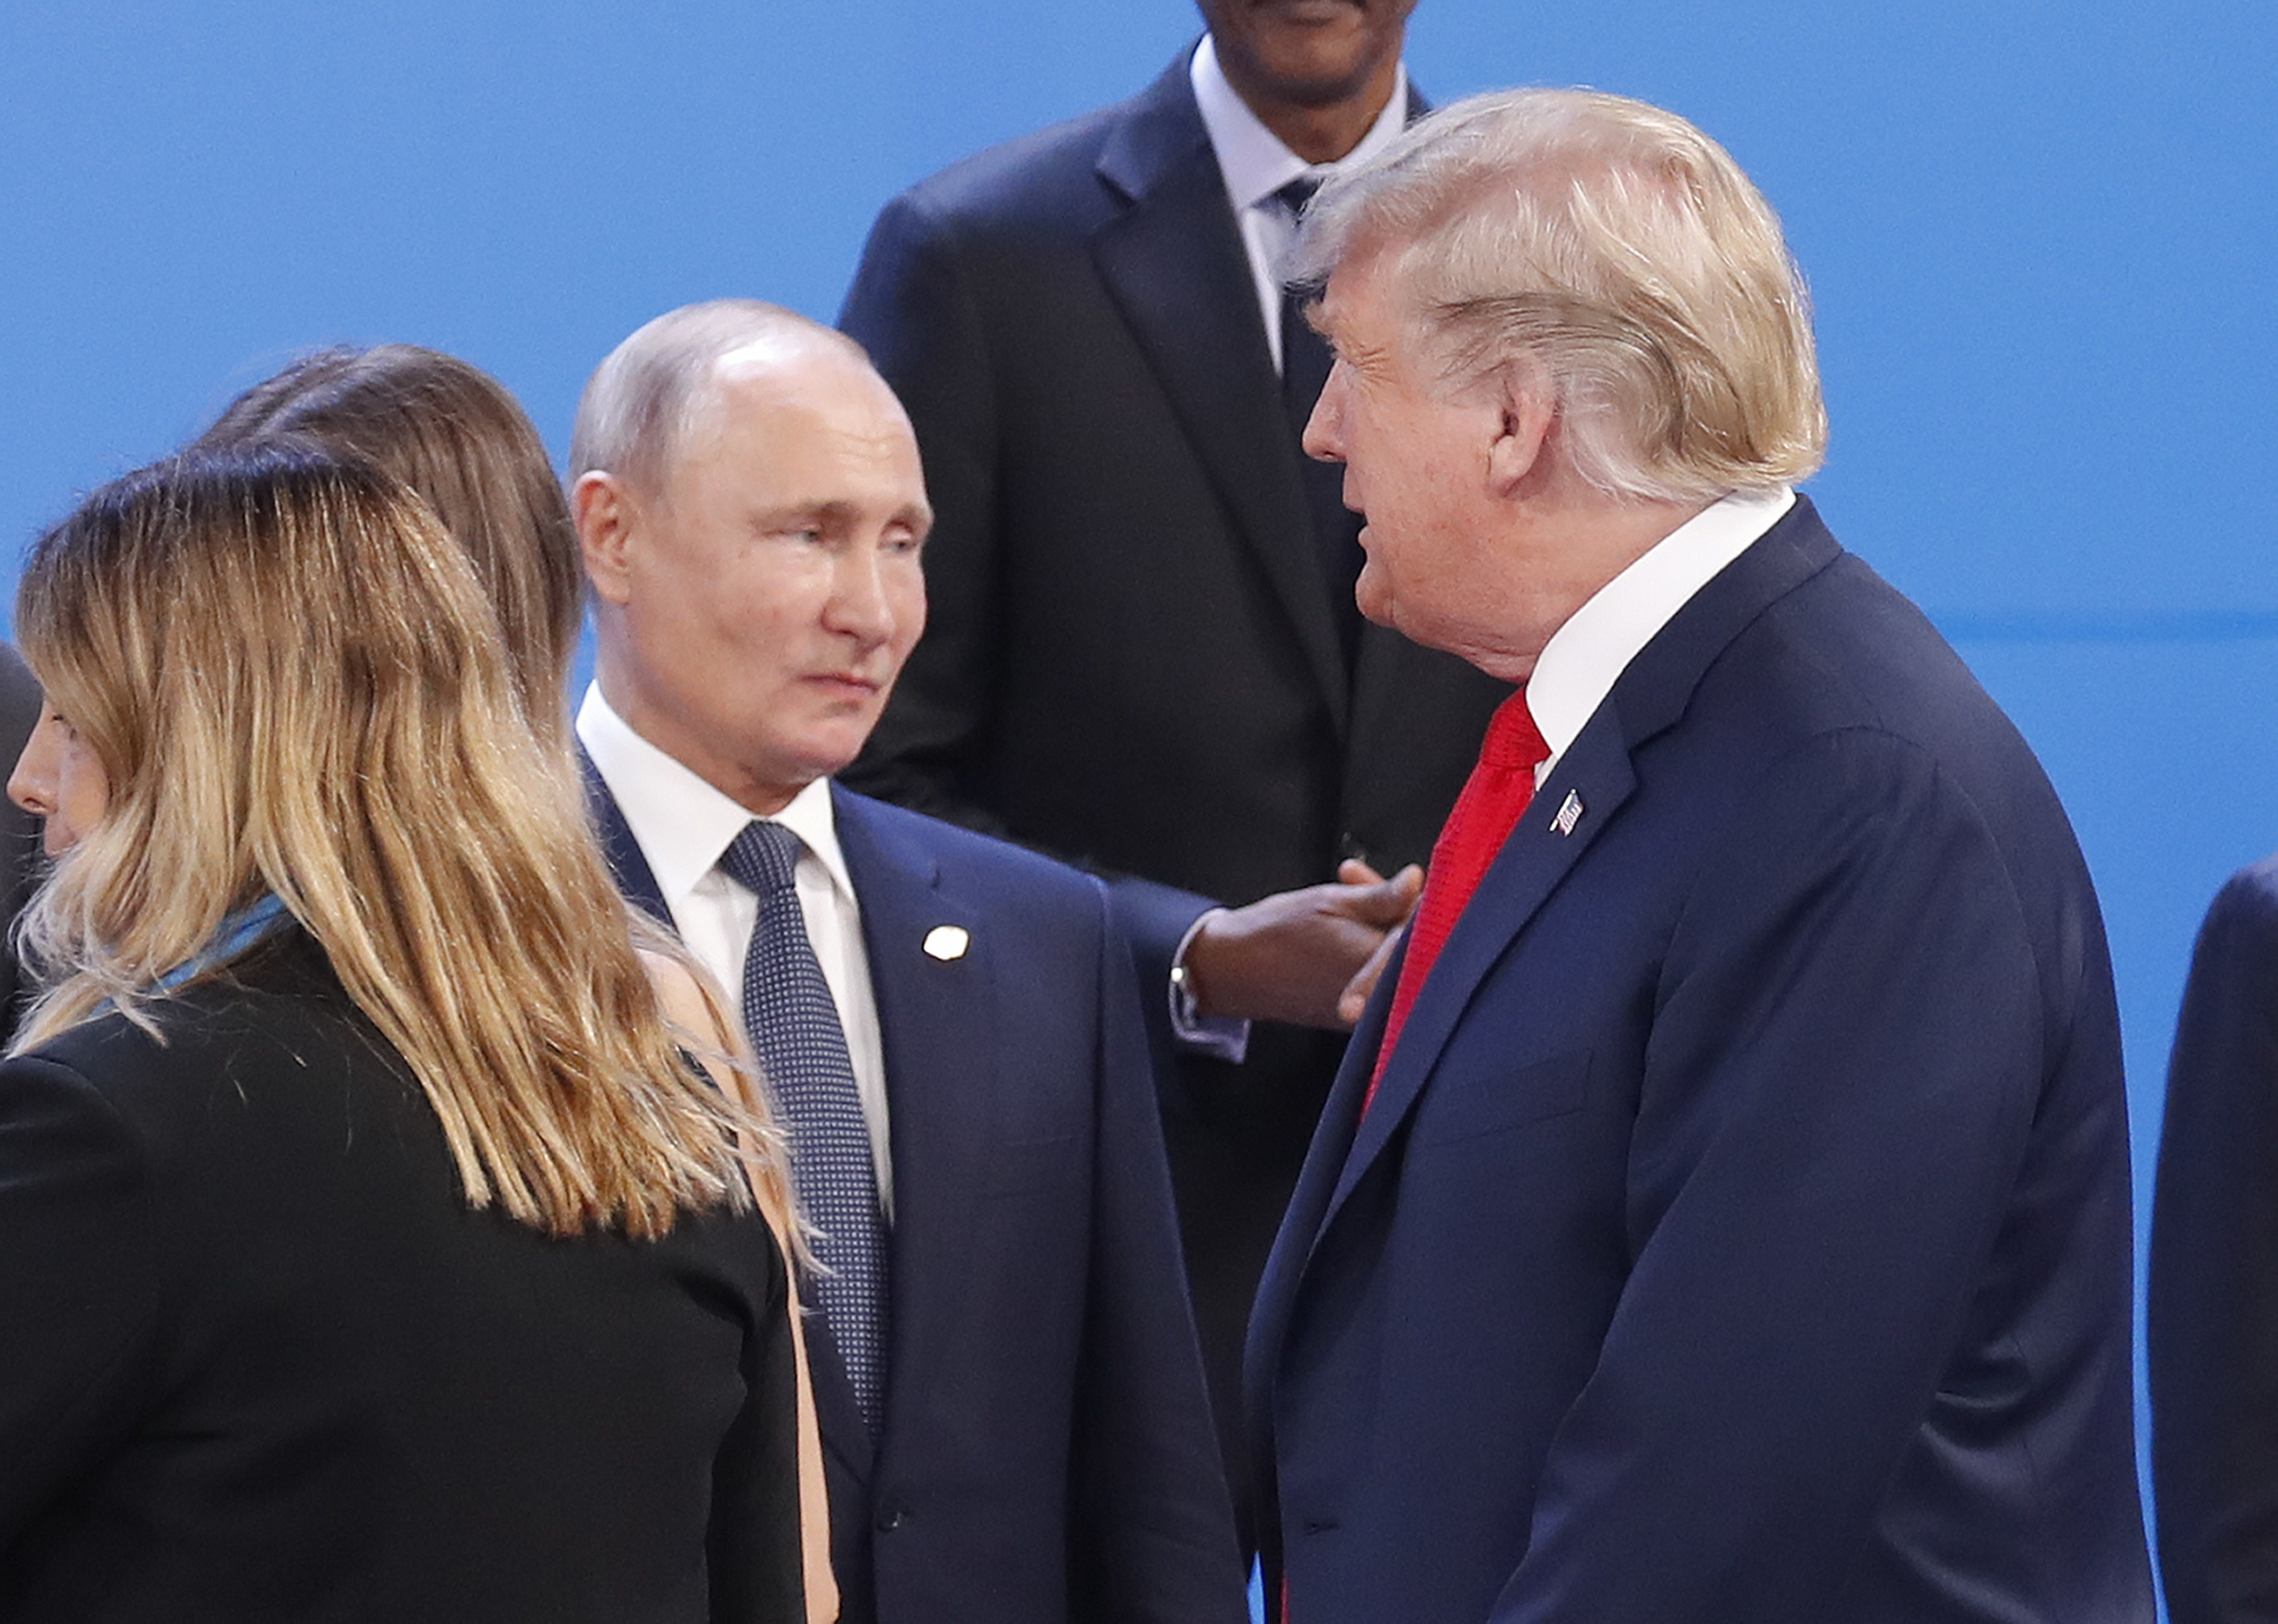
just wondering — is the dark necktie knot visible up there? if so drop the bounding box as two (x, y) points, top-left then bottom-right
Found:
(721, 820), (802, 900)
(1274, 173), (1323, 218)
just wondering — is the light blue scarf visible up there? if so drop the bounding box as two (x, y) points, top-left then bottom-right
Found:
(151, 892), (292, 993)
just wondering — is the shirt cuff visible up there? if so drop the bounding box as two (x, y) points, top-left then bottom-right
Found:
(1168, 909), (1251, 1064)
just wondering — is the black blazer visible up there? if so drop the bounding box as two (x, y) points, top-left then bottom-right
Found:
(587, 772), (1248, 1624)
(2151, 851), (2278, 1623)
(837, 50), (1510, 1529)
(0, 928), (804, 1623)
(1248, 500), (2154, 1622)
(0, 642), (46, 1046)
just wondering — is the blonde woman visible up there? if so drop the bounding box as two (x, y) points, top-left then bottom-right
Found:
(0, 445), (802, 1622)
(193, 343), (838, 1620)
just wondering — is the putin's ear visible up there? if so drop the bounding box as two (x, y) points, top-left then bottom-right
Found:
(1485, 365), (1557, 498)
(573, 471), (639, 608)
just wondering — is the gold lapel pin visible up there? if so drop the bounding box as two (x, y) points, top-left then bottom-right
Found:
(1551, 790), (1584, 837)
(922, 925), (970, 961)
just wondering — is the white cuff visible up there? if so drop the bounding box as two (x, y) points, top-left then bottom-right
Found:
(1169, 909), (1251, 1064)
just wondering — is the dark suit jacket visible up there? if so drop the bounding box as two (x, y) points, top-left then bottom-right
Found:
(838, 49), (1510, 1523)
(1246, 499), (2154, 1622)
(0, 928), (803, 1623)
(587, 771), (1247, 1624)
(2150, 852), (2278, 1623)
(0, 642), (47, 1045)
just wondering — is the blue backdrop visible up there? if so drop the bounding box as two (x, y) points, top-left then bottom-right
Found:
(5, 0), (2273, 1583)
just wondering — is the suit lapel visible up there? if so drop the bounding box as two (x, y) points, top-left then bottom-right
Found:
(1091, 56), (1350, 728)
(829, 787), (994, 1479)
(1313, 498), (1848, 1234)
(579, 748), (672, 928)
(1318, 738), (1636, 1230)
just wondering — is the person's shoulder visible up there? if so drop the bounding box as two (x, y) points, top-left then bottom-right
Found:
(917, 104), (1122, 206)
(18, 931), (383, 1130)
(834, 787), (1108, 917)
(2200, 851), (2278, 947)
(2219, 850), (2278, 909)
(882, 57), (1190, 231)
(639, 949), (723, 1041)
(1696, 513), (2045, 792)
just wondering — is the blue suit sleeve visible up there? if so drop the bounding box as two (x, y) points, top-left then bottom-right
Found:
(1492, 731), (2123, 1619)
(0, 1054), (161, 1545)
(2151, 857), (2278, 1624)
(1071, 881), (1251, 1624)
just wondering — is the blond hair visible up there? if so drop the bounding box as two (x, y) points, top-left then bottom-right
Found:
(1290, 87), (1827, 502)
(196, 344), (799, 1240)
(13, 445), (753, 1239)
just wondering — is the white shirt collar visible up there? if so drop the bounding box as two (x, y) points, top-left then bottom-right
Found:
(1527, 488), (1798, 774)
(575, 683), (856, 907)
(1190, 33), (1411, 215)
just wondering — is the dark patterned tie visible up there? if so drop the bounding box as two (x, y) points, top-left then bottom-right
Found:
(719, 820), (890, 1435)
(1276, 173), (1367, 670)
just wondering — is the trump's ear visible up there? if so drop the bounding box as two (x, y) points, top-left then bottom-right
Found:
(573, 471), (639, 608)
(1485, 364), (1556, 498)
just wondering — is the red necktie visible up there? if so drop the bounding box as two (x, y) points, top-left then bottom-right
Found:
(1364, 689), (1550, 1113)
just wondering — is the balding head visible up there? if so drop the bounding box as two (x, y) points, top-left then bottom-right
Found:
(570, 299), (877, 501)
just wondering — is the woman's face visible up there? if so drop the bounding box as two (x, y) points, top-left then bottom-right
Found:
(9, 698), (111, 856)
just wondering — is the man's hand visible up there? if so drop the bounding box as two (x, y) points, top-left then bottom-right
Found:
(1182, 860), (1424, 1031)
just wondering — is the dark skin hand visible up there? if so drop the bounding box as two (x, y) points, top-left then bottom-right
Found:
(1184, 858), (1423, 1030)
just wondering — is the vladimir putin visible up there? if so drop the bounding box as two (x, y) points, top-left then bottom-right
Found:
(570, 301), (1246, 1624)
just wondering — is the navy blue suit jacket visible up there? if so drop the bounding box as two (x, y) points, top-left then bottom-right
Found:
(1245, 499), (2153, 1622)
(2151, 852), (2278, 1623)
(586, 769), (1245, 1624)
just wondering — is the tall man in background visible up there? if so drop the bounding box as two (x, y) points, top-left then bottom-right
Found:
(1245, 89), (2153, 1622)
(0, 645), (46, 1045)
(570, 301), (1246, 1624)
(838, 0), (1508, 1532)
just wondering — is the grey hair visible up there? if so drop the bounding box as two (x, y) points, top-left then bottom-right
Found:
(570, 299), (870, 495)
(1287, 88), (1827, 503)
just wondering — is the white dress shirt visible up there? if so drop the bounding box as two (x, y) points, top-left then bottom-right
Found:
(577, 684), (895, 1217)
(1190, 34), (1410, 374)
(1526, 488), (1798, 787)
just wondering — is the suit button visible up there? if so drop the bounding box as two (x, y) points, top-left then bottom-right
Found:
(875, 1504), (904, 1533)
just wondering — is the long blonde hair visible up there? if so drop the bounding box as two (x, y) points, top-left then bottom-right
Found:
(193, 344), (799, 1243)
(13, 444), (752, 1239)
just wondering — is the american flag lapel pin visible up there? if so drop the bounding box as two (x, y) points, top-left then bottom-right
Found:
(1551, 790), (1584, 837)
